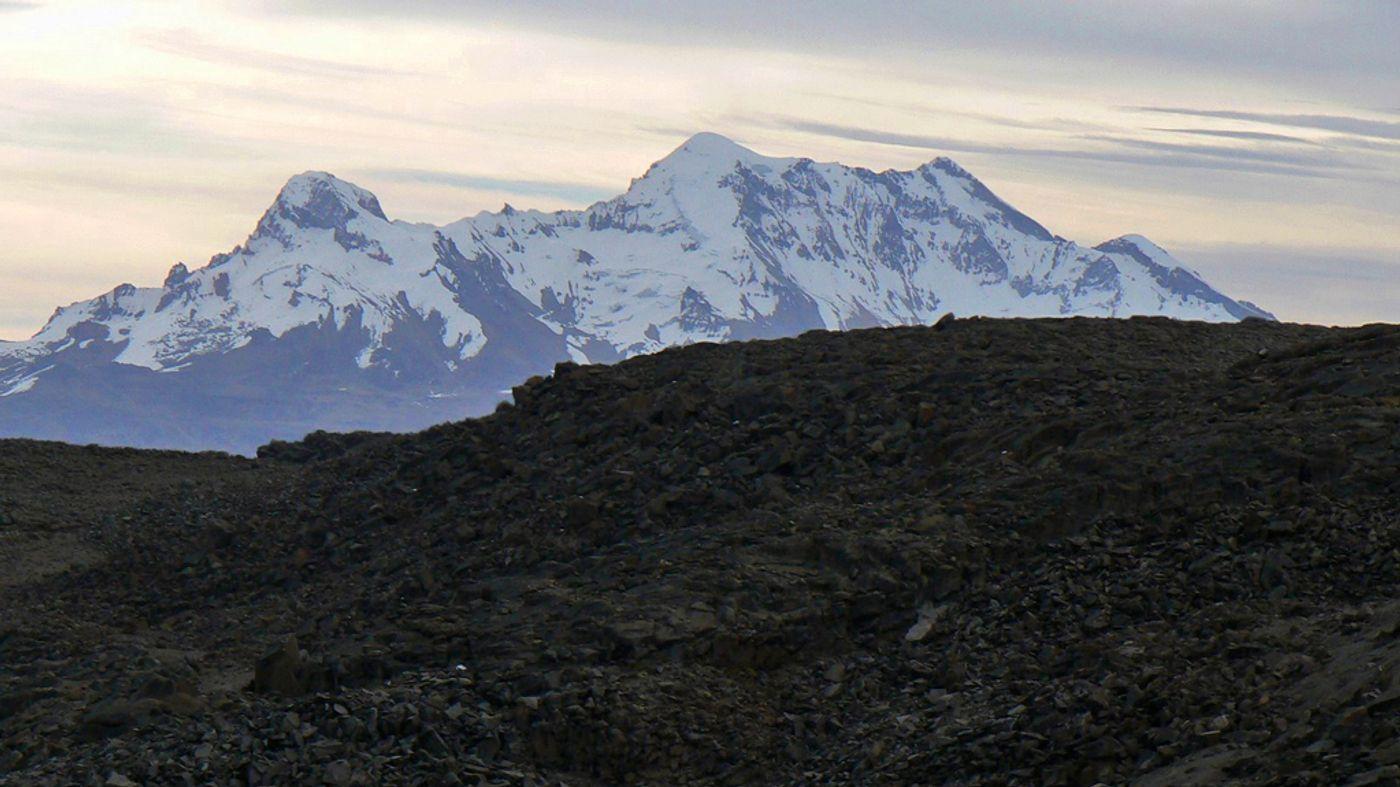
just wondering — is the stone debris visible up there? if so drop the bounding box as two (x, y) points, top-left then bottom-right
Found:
(1, 317), (1399, 785)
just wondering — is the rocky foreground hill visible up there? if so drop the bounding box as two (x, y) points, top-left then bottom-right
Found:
(2, 316), (1399, 785)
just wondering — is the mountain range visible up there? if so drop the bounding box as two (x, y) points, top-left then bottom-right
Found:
(0, 132), (1271, 453)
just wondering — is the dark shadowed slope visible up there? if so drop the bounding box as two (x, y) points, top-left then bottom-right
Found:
(4, 316), (1399, 785)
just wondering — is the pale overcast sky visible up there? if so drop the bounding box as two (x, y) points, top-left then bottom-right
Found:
(1, 0), (1397, 336)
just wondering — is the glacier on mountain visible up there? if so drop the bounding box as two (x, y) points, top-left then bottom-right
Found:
(0, 133), (1271, 451)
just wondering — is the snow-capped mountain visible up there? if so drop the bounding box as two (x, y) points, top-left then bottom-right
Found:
(0, 132), (1271, 453)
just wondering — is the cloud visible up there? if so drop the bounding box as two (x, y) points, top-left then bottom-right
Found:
(1327, 136), (1400, 154)
(772, 118), (1349, 179)
(0, 80), (256, 159)
(801, 92), (1107, 134)
(198, 82), (467, 133)
(1082, 136), (1354, 170)
(255, 1), (1400, 104)
(0, 2), (39, 11)
(1176, 244), (1400, 326)
(1149, 128), (1316, 144)
(1133, 108), (1400, 142)
(0, 165), (264, 203)
(357, 168), (615, 206)
(774, 120), (973, 155)
(136, 28), (416, 79)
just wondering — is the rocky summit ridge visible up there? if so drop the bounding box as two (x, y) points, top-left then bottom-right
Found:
(0, 133), (1271, 452)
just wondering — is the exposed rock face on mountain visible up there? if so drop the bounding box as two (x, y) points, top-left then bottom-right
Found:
(0, 133), (1271, 453)
(4, 317), (1399, 785)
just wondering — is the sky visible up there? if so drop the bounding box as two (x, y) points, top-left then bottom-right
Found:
(1, 0), (1397, 337)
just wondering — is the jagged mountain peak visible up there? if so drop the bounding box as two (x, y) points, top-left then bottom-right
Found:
(638, 133), (784, 187)
(163, 262), (191, 288)
(661, 134), (979, 183)
(662, 132), (760, 164)
(279, 171), (384, 213)
(1094, 234), (1274, 321)
(920, 156), (979, 181)
(262, 170), (388, 233)
(1096, 233), (1171, 258)
(1095, 234), (1197, 276)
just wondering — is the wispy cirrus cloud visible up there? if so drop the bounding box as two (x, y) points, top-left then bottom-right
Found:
(358, 168), (615, 206)
(801, 92), (1107, 134)
(773, 120), (971, 155)
(195, 82), (469, 134)
(1132, 107), (1400, 142)
(136, 28), (416, 79)
(1149, 128), (1316, 144)
(1327, 136), (1400, 154)
(1082, 136), (1355, 170)
(1176, 243), (1400, 326)
(259, 1), (1400, 108)
(0, 80), (255, 159)
(771, 118), (1353, 179)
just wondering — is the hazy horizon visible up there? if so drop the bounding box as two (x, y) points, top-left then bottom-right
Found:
(2, 0), (1396, 338)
